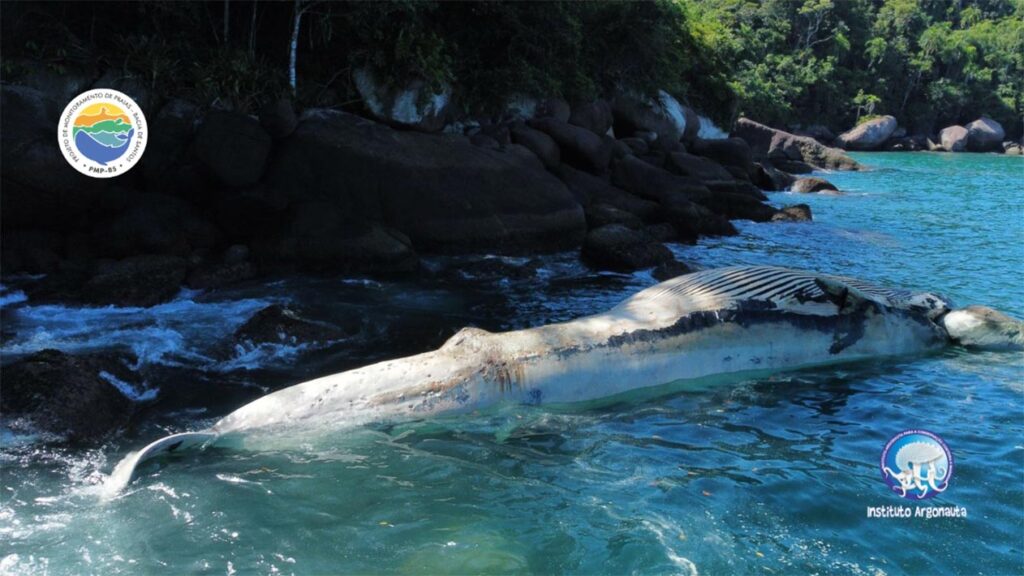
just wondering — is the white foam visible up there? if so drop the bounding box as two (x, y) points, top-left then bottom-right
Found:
(98, 371), (158, 402)
(698, 115), (729, 139)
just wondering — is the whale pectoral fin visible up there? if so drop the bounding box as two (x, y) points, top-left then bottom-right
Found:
(102, 431), (217, 497)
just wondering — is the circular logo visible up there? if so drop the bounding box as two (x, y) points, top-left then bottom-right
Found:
(880, 429), (953, 499)
(58, 89), (147, 178)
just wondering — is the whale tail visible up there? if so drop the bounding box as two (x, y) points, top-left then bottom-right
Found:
(102, 431), (217, 498)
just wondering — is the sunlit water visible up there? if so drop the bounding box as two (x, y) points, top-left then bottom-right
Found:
(2, 152), (1022, 575)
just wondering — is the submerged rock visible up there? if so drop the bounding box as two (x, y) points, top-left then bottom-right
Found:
(772, 204), (813, 222)
(234, 304), (352, 346)
(791, 177), (838, 194)
(81, 254), (188, 307)
(1, 350), (143, 443)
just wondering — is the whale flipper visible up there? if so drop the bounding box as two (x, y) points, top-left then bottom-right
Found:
(103, 432), (217, 497)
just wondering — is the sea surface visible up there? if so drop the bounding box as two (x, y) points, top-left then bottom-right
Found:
(2, 152), (1022, 575)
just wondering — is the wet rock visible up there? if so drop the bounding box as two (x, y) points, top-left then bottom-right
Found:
(690, 137), (756, 182)
(662, 199), (737, 242)
(354, 67), (450, 132)
(753, 161), (796, 191)
(529, 117), (614, 174)
(791, 177), (838, 194)
(234, 304), (350, 346)
(772, 204), (813, 222)
(611, 155), (710, 204)
(652, 260), (692, 281)
(585, 203), (643, 230)
(792, 124), (836, 145)
(694, 192), (778, 223)
(1, 349), (142, 443)
(260, 98), (298, 138)
(1004, 141), (1024, 156)
(965, 117), (1005, 152)
(733, 118), (861, 171)
(569, 100), (614, 136)
(581, 224), (673, 272)
(836, 115), (898, 150)
(939, 125), (968, 152)
(186, 261), (255, 290)
(644, 222), (678, 242)
(883, 135), (928, 152)
(195, 111), (272, 187)
(81, 254), (187, 307)
(510, 123), (560, 169)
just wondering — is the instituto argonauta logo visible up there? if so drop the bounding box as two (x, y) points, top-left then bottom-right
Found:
(58, 89), (147, 178)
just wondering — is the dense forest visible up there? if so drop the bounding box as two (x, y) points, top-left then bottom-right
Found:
(2, 0), (1021, 137)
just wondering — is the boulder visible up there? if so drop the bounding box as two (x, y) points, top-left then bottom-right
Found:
(611, 155), (710, 204)
(585, 203), (643, 230)
(694, 192), (778, 223)
(537, 98), (572, 122)
(581, 224), (673, 272)
(234, 304), (350, 346)
(142, 98), (200, 191)
(681, 106), (701, 145)
(733, 118), (861, 171)
(99, 193), (220, 257)
(529, 117), (613, 173)
(661, 199), (737, 242)
(792, 124), (836, 145)
(186, 261), (255, 290)
(79, 254), (187, 307)
(92, 69), (157, 117)
(1004, 141), (1024, 156)
(772, 204), (813, 222)
(939, 125), (969, 152)
(1, 349), (141, 443)
(7, 57), (97, 104)
(510, 123), (560, 169)
(791, 177), (838, 194)
(260, 98), (298, 138)
(965, 117), (1005, 152)
(1, 229), (63, 274)
(753, 162), (796, 191)
(569, 100), (614, 136)
(619, 137), (649, 156)
(266, 110), (585, 253)
(353, 67), (450, 132)
(612, 90), (691, 143)
(836, 115), (898, 150)
(690, 137), (756, 180)
(666, 151), (743, 190)
(883, 135), (928, 152)
(652, 260), (692, 282)
(644, 222), (678, 242)
(257, 201), (418, 273)
(553, 165), (660, 221)
(195, 111), (272, 187)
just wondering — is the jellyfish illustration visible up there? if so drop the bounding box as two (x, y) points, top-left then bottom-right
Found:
(883, 440), (949, 498)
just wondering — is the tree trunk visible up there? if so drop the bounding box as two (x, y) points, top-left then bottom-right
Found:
(223, 0), (230, 46)
(289, 1), (305, 96)
(249, 0), (258, 56)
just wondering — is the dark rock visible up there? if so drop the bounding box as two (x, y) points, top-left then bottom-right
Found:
(644, 222), (678, 242)
(186, 261), (255, 290)
(529, 117), (614, 173)
(470, 134), (501, 149)
(554, 165), (661, 221)
(195, 111), (272, 187)
(2, 229), (62, 274)
(267, 110), (585, 253)
(223, 244), (250, 265)
(257, 201), (418, 273)
(1, 349), (141, 443)
(667, 151), (739, 185)
(772, 204), (813, 222)
(681, 107), (701, 145)
(353, 67), (449, 132)
(939, 125), (968, 152)
(1004, 141), (1024, 156)
(611, 155), (710, 204)
(581, 224), (673, 272)
(652, 260), (692, 281)
(585, 203), (643, 230)
(142, 98), (200, 192)
(965, 117), (1005, 151)
(479, 123), (512, 146)
(662, 199), (737, 241)
(619, 138), (649, 156)
(611, 140), (633, 160)
(753, 162), (796, 191)
(733, 118), (861, 171)
(773, 159), (815, 174)
(569, 100), (614, 136)
(7, 57), (97, 104)
(694, 192), (778, 222)
(690, 137), (755, 179)
(260, 98), (298, 138)
(510, 124), (560, 169)
(612, 90), (690, 142)
(537, 98), (571, 122)
(92, 69), (157, 115)
(836, 115), (898, 150)
(215, 184), (289, 240)
(792, 124), (836, 144)
(100, 193), (221, 257)
(234, 304), (350, 345)
(81, 254), (187, 307)
(791, 177), (839, 194)
(883, 135), (928, 152)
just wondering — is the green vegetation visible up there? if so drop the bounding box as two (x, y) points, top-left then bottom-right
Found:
(2, 1), (1020, 136)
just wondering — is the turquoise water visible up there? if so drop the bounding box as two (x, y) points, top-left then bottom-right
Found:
(2, 152), (1023, 575)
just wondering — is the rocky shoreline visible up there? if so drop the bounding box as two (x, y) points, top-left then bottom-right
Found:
(797, 114), (1022, 155)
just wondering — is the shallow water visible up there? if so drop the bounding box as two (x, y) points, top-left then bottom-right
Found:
(2, 152), (1023, 575)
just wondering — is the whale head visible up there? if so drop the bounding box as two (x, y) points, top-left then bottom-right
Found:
(940, 306), (1024, 350)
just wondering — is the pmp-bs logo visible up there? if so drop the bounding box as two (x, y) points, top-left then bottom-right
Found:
(58, 89), (147, 178)
(880, 429), (953, 499)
